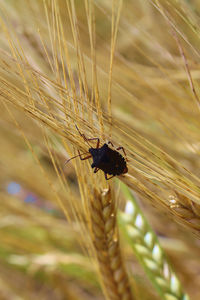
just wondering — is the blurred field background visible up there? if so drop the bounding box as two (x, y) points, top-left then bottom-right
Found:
(0, 0), (200, 299)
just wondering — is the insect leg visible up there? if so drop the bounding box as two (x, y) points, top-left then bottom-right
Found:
(75, 125), (100, 148)
(78, 150), (92, 160)
(108, 142), (128, 162)
(104, 173), (115, 180)
(83, 137), (100, 149)
(94, 167), (99, 173)
(107, 141), (114, 147)
(116, 146), (128, 161)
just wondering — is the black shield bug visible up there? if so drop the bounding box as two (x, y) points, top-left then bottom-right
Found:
(65, 126), (128, 180)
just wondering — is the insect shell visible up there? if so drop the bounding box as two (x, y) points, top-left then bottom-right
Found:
(65, 126), (128, 180)
(89, 143), (128, 180)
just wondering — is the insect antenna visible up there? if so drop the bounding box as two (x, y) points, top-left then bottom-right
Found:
(64, 151), (90, 167)
(75, 124), (91, 147)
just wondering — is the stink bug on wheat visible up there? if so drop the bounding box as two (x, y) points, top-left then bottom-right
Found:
(65, 126), (128, 180)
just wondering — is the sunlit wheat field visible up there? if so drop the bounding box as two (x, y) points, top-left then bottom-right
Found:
(0, 0), (200, 299)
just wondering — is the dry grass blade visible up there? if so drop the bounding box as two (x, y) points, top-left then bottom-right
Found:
(121, 173), (200, 237)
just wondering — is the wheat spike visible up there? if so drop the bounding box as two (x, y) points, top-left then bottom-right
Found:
(90, 188), (134, 300)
